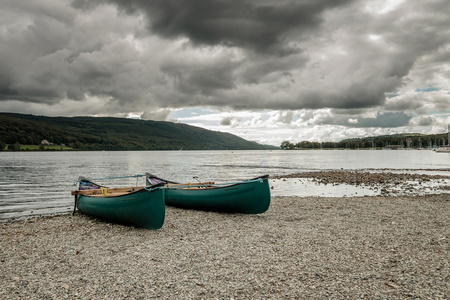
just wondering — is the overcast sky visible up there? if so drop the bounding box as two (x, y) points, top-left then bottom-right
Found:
(1, 0), (449, 146)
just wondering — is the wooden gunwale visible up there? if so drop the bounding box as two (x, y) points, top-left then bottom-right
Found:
(71, 186), (145, 196)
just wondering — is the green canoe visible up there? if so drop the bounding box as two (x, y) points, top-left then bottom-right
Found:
(72, 178), (165, 229)
(146, 174), (271, 214)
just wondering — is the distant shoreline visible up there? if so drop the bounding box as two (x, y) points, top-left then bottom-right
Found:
(2, 147), (446, 152)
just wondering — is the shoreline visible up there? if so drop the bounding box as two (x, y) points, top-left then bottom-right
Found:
(2, 169), (450, 223)
(1, 194), (448, 299)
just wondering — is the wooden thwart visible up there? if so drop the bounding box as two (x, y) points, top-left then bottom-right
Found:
(165, 182), (216, 190)
(71, 186), (145, 196)
(165, 182), (215, 187)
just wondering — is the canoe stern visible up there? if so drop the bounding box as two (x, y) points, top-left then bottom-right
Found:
(77, 187), (165, 229)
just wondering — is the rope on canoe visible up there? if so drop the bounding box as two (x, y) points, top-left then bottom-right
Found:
(143, 182), (166, 191)
(143, 185), (165, 192)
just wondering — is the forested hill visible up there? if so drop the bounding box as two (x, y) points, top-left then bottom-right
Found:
(0, 113), (275, 150)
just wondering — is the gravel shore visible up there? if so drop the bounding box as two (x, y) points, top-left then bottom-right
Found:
(1, 195), (448, 299)
(274, 170), (450, 196)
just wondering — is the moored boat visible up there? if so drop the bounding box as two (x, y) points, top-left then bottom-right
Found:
(434, 146), (450, 153)
(72, 177), (165, 229)
(146, 173), (271, 214)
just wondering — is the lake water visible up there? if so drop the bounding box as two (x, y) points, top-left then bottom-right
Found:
(1, 150), (449, 221)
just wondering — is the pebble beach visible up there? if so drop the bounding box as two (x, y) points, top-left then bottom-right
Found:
(1, 193), (448, 299)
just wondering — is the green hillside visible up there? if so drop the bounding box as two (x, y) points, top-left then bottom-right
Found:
(0, 113), (275, 151)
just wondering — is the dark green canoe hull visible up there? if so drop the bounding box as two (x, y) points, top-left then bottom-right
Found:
(165, 176), (270, 214)
(77, 188), (165, 229)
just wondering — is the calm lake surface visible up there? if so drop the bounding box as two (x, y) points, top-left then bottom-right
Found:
(1, 150), (449, 220)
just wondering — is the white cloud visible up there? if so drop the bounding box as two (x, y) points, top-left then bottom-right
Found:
(140, 109), (171, 121)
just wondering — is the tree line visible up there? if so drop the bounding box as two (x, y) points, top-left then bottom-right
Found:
(280, 133), (449, 150)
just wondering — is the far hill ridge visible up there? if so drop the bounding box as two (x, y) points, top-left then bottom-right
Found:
(0, 113), (276, 151)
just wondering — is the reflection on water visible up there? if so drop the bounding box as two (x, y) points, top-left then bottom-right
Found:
(1, 150), (449, 220)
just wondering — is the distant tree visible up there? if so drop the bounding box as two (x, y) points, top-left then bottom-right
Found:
(72, 142), (83, 149)
(0, 141), (6, 151)
(39, 144), (45, 151)
(280, 140), (293, 150)
(7, 143), (21, 151)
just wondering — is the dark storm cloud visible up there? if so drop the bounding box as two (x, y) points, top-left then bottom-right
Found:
(351, 112), (411, 128)
(308, 111), (411, 128)
(107, 0), (355, 55)
(0, 17), (73, 103)
(410, 115), (434, 127)
(385, 96), (424, 111)
(159, 54), (237, 95)
(0, 1), (160, 107)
